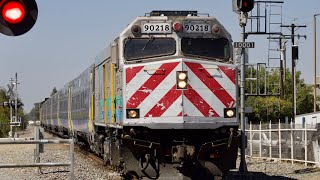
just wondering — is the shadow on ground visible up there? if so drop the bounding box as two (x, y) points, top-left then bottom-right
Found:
(224, 171), (297, 180)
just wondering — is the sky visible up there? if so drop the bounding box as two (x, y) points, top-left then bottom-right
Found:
(0, 0), (320, 113)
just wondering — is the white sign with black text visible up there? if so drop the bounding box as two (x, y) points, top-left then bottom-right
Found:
(233, 42), (255, 48)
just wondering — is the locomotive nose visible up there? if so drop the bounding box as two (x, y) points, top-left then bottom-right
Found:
(125, 59), (236, 119)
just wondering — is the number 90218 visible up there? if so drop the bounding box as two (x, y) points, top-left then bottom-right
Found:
(183, 23), (210, 33)
(142, 23), (172, 33)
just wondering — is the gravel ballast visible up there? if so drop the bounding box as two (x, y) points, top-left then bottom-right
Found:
(1, 126), (319, 180)
(0, 126), (121, 180)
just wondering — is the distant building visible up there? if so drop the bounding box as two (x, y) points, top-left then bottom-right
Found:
(295, 112), (320, 127)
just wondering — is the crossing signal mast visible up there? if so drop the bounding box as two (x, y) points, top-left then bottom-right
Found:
(0, 0), (38, 36)
(235, 0), (255, 173)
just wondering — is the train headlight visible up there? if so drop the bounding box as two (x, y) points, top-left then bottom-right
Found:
(126, 109), (140, 119)
(226, 110), (234, 117)
(178, 81), (187, 89)
(224, 108), (236, 118)
(176, 71), (188, 89)
(129, 110), (137, 118)
(178, 72), (187, 80)
(131, 25), (141, 36)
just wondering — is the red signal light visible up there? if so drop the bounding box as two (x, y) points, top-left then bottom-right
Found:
(237, 0), (254, 13)
(173, 22), (182, 32)
(0, 0), (38, 36)
(2, 1), (25, 24)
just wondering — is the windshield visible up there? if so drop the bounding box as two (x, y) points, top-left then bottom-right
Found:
(181, 37), (230, 60)
(124, 37), (176, 61)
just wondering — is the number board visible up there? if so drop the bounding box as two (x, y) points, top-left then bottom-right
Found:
(141, 22), (172, 34)
(233, 42), (255, 48)
(183, 22), (211, 33)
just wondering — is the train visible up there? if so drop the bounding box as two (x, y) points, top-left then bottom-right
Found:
(40, 10), (240, 179)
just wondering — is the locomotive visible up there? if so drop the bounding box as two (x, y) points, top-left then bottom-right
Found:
(40, 11), (240, 179)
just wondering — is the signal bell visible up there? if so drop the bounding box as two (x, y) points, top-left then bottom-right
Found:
(237, 0), (255, 13)
(0, 0), (38, 36)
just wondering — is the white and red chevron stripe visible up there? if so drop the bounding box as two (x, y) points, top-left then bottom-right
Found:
(184, 62), (236, 108)
(145, 85), (182, 117)
(125, 59), (237, 120)
(126, 62), (179, 108)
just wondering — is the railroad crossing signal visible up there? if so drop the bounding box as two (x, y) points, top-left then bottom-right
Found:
(237, 0), (255, 13)
(0, 0), (38, 36)
(10, 116), (21, 126)
(1, 101), (11, 108)
(0, 100), (23, 108)
(7, 83), (14, 96)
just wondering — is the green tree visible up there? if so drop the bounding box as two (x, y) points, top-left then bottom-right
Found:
(28, 103), (40, 120)
(0, 88), (10, 137)
(245, 68), (314, 123)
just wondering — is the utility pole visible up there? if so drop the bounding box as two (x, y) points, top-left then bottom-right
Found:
(280, 40), (287, 82)
(9, 78), (14, 138)
(281, 24), (306, 121)
(14, 73), (18, 137)
(314, 14), (320, 112)
(279, 38), (284, 98)
(280, 38), (288, 98)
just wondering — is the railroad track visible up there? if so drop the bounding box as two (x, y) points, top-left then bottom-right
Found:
(74, 145), (105, 166)
(43, 130), (129, 176)
(43, 130), (106, 166)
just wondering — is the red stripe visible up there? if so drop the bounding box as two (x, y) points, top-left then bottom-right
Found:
(145, 85), (182, 117)
(126, 66), (144, 84)
(185, 62), (235, 108)
(184, 85), (219, 117)
(178, 112), (188, 116)
(126, 62), (179, 108)
(218, 66), (236, 84)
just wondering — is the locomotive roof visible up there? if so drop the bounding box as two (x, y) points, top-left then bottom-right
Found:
(149, 11), (198, 17)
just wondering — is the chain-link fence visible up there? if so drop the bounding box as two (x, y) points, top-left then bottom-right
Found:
(245, 121), (320, 165)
